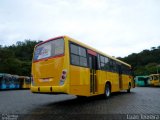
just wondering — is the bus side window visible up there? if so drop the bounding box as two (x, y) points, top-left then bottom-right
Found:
(104, 57), (110, 71)
(121, 65), (125, 75)
(121, 66), (131, 75)
(100, 55), (105, 70)
(97, 54), (101, 70)
(112, 61), (117, 72)
(109, 60), (113, 72)
(79, 47), (87, 67)
(70, 43), (88, 67)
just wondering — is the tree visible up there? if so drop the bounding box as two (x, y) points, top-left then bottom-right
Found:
(118, 45), (160, 76)
(0, 40), (39, 76)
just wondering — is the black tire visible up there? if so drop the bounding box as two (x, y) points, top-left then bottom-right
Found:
(127, 83), (131, 93)
(104, 84), (111, 98)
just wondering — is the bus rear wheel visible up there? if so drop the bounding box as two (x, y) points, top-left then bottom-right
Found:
(104, 84), (111, 98)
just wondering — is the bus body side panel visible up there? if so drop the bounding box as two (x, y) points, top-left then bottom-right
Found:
(149, 80), (154, 86)
(108, 72), (119, 92)
(69, 65), (90, 96)
(121, 75), (127, 90)
(0, 78), (7, 90)
(96, 70), (105, 94)
(154, 80), (160, 86)
(96, 70), (120, 94)
(149, 74), (160, 87)
(138, 80), (145, 86)
(121, 74), (132, 90)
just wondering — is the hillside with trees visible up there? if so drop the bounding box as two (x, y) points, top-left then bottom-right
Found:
(118, 46), (160, 76)
(0, 40), (160, 76)
(0, 40), (41, 76)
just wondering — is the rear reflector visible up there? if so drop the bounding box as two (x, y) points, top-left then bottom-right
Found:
(59, 69), (67, 85)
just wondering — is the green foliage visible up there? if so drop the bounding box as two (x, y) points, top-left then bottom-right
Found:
(0, 39), (160, 77)
(0, 40), (40, 76)
(119, 46), (160, 76)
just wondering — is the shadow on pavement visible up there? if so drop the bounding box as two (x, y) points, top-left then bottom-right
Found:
(23, 91), (136, 120)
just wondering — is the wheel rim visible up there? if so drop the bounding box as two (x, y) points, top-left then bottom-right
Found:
(106, 87), (110, 97)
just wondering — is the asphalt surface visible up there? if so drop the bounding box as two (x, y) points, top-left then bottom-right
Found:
(0, 87), (160, 120)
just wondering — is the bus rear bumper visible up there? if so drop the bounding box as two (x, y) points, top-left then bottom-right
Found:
(31, 86), (67, 94)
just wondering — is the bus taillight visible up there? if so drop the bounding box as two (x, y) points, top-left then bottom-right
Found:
(59, 69), (67, 85)
(62, 71), (67, 74)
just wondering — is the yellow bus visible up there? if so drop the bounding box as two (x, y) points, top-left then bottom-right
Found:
(31, 36), (134, 98)
(19, 76), (31, 89)
(149, 74), (160, 86)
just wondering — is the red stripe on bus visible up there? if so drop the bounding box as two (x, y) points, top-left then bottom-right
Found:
(33, 54), (64, 63)
(87, 49), (97, 56)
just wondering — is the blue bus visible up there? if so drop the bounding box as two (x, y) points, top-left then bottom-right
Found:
(0, 73), (31, 90)
(0, 73), (19, 90)
(0, 73), (11, 90)
(135, 76), (149, 87)
(11, 75), (20, 89)
(0, 73), (7, 89)
(9, 74), (16, 89)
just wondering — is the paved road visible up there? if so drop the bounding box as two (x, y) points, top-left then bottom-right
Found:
(0, 87), (160, 120)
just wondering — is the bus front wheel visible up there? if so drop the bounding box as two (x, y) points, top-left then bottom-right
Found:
(104, 84), (111, 98)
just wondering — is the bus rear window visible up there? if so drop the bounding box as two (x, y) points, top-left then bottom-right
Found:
(33, 38), (64, 61)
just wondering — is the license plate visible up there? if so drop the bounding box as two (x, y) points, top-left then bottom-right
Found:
(40, 78), (50, 82)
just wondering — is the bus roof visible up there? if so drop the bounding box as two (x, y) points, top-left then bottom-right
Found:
(0, 73), (11, 76)
(35, 36), (64, 47)
(135, 76), (149, 78)
(149, 74), (160, 76)
(18, 76), (29, 79)
(65, 36), (131, 67)
(37, 35), (131, 67)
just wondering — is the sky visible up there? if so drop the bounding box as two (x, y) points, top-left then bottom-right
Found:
(0, 0), (160, 57)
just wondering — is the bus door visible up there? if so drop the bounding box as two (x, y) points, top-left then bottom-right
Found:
(118, 64), (122, 89)
(88, 50), (97, 94)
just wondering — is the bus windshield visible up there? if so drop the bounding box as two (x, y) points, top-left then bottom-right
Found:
(33, 38), (64, 61)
